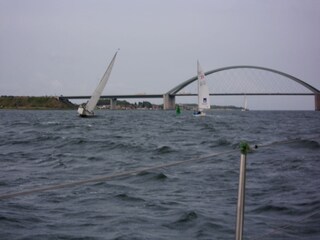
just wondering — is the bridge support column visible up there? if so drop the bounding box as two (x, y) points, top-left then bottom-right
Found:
(110, 98), (117, 110)
(315, 94), (320, 111)
(163, 94), (175, 110)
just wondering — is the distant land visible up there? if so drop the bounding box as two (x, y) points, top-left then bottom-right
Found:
(97, 99), (242, 110)
(0, 96), (242, 110)
(0, 96), (76, 110)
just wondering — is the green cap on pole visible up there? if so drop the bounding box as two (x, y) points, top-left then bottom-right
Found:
(239, 142), (250, 155)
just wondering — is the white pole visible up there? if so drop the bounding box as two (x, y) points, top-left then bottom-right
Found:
(235, 142), (250, 240)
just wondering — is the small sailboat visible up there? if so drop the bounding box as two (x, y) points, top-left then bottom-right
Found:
(193, 61), (211, 116)
(241, 95), (249, 111)
(78, 51), (118, 117)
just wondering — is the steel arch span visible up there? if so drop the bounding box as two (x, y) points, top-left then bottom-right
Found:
(163, 65), (320, 110)
(166, 65), (320, 95)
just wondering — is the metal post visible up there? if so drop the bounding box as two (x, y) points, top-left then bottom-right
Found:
(235, 142), (250, 240)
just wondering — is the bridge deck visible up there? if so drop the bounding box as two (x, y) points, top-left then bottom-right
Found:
(61, 93), (315, 100)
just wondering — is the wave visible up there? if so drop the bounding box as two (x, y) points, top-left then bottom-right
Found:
(163, 210), (199, 230)
(115, 193), (146, 203)
(154, 145), (176, 154)
(252, 204), (293, 214)
(175, 211), (198, 223)
(251, 198), (320, 217)
(136, 171), (168, 181)
(287, 139), (320, 150)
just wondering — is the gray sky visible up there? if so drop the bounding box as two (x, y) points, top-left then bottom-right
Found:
(1, 0), (319, 110)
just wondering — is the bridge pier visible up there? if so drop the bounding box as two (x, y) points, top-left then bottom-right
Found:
(110, 98), (117, 110)
(315, 94), (320, 111)
(163, 94), (175, 110)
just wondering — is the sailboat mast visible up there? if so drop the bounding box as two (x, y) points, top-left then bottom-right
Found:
(197, 61), (201, 109)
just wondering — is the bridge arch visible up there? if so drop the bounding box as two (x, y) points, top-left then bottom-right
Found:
(163, 66), (320, 110)
(166, 65), (320, 95)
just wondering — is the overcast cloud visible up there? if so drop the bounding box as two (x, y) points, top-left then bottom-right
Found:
(1, 0), (319, 110)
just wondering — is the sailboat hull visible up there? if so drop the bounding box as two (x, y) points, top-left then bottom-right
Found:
(78, 106), (94, 117)
(193, 111), (206, 117)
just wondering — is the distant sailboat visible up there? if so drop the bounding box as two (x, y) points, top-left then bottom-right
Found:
(78, 51), (118, 117)
(241, 95), (249, 111)
(193, 61), (211, 116)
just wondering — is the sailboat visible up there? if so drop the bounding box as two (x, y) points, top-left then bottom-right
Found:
(78, 51), (118, 117)
(193, 61), (211, 116)
(241, 95), (249, 111)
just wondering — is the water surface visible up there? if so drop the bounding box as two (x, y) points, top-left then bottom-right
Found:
(0, 110), (319, 239)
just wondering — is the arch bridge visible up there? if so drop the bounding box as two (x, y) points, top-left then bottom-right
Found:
(163, 65), (320, 110)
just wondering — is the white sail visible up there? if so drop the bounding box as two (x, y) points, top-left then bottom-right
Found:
(78, 51), (118, 116)
(197, 61), (210, 111)
(242, 95), (248, 111)
(86, 51), (118, 112)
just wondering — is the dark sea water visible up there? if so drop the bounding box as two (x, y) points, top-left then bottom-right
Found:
(0, 110), (319, 240)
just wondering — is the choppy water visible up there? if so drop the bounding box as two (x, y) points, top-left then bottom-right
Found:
(0, 110), (319, 240)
